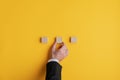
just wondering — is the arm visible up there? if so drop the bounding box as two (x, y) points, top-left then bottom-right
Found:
(46, 41), (68, 80)
(46, 62), (62, 80)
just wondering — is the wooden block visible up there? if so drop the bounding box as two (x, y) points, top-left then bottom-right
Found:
(70, 37), (77, 43)
(56, 37), (62, 43)
(41, 37), (48, 43)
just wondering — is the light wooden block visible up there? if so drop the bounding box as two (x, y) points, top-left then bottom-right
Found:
(56, 37), (62, 43)
(70, 37), (77, 43)
(41, 37), (48, 43)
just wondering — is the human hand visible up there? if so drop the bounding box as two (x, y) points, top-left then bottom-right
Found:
(51, 41), (69, 61)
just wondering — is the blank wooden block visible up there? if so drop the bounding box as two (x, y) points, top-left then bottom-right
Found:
(70, 37), (77, 43)
(56, 37), (62, 43)
(41, 37), (48, 43)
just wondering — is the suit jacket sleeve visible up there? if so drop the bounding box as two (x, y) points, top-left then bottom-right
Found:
(46, 62), (62, 80)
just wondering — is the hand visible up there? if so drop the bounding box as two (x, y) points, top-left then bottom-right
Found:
(51, 41), (69, 61)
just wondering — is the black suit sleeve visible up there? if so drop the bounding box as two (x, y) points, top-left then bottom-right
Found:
(46, 62), (62, 80)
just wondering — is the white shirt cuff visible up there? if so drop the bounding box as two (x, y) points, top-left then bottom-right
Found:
(48, 59), (59, 63)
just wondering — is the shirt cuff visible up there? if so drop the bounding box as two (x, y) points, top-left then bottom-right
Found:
(48, 58), (59, 63)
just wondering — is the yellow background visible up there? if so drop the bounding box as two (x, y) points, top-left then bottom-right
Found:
(0, 0), (120, 80)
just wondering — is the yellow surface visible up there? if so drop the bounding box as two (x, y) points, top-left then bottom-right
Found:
(0, 0), (120, 80)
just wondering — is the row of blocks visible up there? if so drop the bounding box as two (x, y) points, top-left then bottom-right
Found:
(40, 37), (77, 43)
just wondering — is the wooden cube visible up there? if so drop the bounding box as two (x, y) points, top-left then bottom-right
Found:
(56, 37), (62, 43)
(41, 37), (48, 43)
(70, 37), (77, 43)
